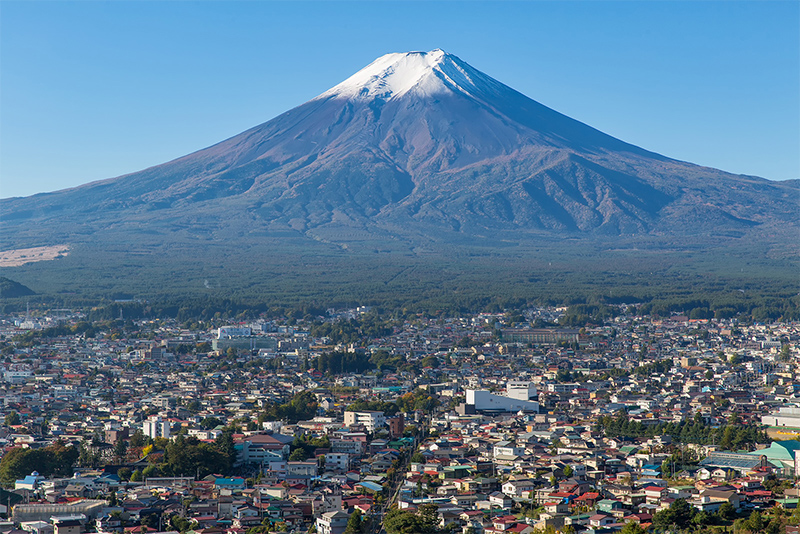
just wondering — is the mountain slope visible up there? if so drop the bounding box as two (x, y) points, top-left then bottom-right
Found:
(1, 49), (796, 258)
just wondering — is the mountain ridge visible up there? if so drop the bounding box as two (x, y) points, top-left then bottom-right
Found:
(1, 49), (797, 277)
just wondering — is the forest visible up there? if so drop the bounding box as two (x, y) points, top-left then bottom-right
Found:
(595, 411), (768, 449)
(0, 239), (797, 323)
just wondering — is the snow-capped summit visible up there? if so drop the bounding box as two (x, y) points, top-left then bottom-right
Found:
(319, 49), (497, 101)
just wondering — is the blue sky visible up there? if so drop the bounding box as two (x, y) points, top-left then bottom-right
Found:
(1, 1), (798, 198)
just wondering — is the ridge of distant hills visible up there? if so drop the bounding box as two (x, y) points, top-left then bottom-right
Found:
(0, 277), (35, 298)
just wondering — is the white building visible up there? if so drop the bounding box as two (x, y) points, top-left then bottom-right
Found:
(142, 416), (171, 440)
(762, 405), (800, 428)
(287, 461), (318, 476)
(316, 511), (349, 534)
(331, 439), (363, 455)
(324, 452), (350, 472)
(493, 441), (525, 458)
(343, 411), (386, 432)
(506, 381), (538, 401)
(466, 382), (539, 413)
(217, 326), (251, 339)
(237, 442), (284, 466)
(188, 428), (222, 440)
(5, 370), (32, 384)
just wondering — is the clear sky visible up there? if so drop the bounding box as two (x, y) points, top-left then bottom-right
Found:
(1, 1), (798, 199)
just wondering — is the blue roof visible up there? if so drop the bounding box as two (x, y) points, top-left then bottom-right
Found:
(357, 481), (384, 492)
(701, 452), (762, 469)
(215, 477), (246, 486)
(748, 440), (800, 462)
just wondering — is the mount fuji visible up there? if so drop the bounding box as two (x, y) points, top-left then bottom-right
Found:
(1, 49), (796, 297)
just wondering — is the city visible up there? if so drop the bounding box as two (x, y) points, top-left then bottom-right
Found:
(0, 306), (798, 534)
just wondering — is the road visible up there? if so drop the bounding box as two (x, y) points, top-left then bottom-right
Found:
(370, 414), (429, 534)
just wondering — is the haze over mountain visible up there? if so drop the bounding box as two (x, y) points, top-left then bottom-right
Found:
(1, 49), (796, 299)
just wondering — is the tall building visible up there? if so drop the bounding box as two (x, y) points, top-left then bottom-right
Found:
(343, 411), (386, 432)
(316, 511), (349, 534)
(142, 416), (171, 440)
(387, 414), (405, 438)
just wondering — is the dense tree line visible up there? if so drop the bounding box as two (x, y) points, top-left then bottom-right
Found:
(369, 350), (407, 371)
(0, 441), (79, 487)
(4, 258), (798, 323)
(12, 321), (106, 345)
(595, 412), (767, 449)
(314, 351), (374, 375)
(309, 314), (395, 344)
(137, 430), (237, 479)
(396, 388), (440, 414)
(288, 434), (331, 461)
(648, 498), (783, 533)
(259, 391), (318, 424)
(560, 304), (619, 326)
(384, 504), (445, 534)
(632, 358), (672, 377)
(0, 277), (34, 298)
(345, 400), (400, 416)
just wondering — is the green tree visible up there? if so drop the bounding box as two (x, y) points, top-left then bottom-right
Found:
(4, 411), (21, 427)
(744, 511), (766, 533)
(691, 510), (713, 528)
(384, 509), (432, 534)
(130, 429), (149, 448)
(719, 425), (736, 450)
(0, 441), (78, 487)
(162, 434), (230, 478)
(260, 390), (319, 424)
(418, 504), (440, 532)
(652, 498), (695, 531)
(619, 522), (647, 534)
(661, 458), (672, 479)
(130, 469), (143, 482)
(289, 448), (307, 461)
(141, 514), (160, 530)
(200, 416), (223, 430)
(113, 439), (128, 461)
(169, 516), (195, 533)
(142, 465), (159, 479)
(345, 509), (366, 534)
(215, 429), (237, 470)
(717, 502), (736, 521)
(396, 388), (440, 414)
